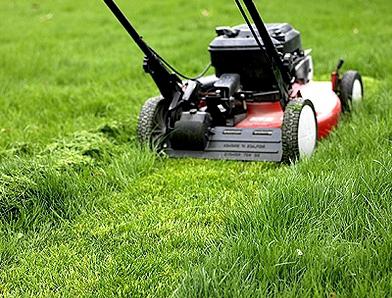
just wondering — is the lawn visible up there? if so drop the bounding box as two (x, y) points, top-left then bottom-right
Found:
(0, 0), (391, 297)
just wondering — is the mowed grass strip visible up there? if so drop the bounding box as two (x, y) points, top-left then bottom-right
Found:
(0, 0), (392, 297)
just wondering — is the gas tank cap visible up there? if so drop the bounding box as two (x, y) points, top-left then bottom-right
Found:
(215, 26), (240, 38)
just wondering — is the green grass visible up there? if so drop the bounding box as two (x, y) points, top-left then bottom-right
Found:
(0, 0), (392, 296)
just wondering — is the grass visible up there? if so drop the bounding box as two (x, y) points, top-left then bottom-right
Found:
(0, 0), (391, 296)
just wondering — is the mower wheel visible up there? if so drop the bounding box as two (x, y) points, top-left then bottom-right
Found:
(340, 71), (363, 113)
(137, 96), (168, 149)
(281, 99), (318, 163)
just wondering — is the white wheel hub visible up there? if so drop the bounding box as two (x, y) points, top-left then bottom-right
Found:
(298, 105), (317, 158)
(352, 79), (363, 102)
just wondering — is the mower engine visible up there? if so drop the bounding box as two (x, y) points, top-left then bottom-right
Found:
(210, 24), (310, 90)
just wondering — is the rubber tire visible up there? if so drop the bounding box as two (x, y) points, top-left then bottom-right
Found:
(340, 71), (363, 113)
(137, 96), (167, 149)
(281, 99), (318, 164)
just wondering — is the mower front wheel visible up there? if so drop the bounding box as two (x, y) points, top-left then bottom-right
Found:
(281, 99), (318, 163)
(137, 96), (168, 149)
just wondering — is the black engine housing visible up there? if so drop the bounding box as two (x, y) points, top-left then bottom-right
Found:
(209, 23), (302, 91)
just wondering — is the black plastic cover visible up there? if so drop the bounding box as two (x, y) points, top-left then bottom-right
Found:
(170, 112), (212, 151)
(209, 23), (301, 53)
(209, 23), (302, 91)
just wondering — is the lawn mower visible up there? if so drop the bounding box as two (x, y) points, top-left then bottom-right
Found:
(103, 0), (363, 162)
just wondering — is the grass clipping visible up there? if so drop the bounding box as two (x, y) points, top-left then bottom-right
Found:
(0, 130), (115, 224)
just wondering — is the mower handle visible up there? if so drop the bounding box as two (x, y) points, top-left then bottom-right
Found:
(235, 0), (292, 107)
(102, 0), (155, 60)
(102, 0), (184, 107)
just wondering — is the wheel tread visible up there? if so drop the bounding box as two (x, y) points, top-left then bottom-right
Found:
(281, 99), (317, 163)
(340, 70), (363, 113)
(137, 96), (165, 147)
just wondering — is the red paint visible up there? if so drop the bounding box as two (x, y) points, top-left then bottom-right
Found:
(236, 81), (342, 139)
(290, 82), (303, 98)
(331, 72), (339, 92)
(235, 102), (283, 129)
(298, 81), (342, 139)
